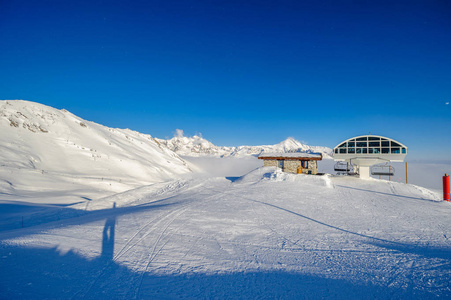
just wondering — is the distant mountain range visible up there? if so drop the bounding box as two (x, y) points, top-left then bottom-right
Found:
(155, 134), (333, 158)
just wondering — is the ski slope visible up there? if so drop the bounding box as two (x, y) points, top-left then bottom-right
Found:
(0, 100), (192, 204)
(1, 168), (450, 299)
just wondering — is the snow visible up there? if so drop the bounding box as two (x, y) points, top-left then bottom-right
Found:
(1, 101), (450, 299)
(1, 167), (450, 298)
(0, 100), (192, 205)
(181, 156), (263, 177)
(259, 152), (322, 158)
(156, 134), (333, 158)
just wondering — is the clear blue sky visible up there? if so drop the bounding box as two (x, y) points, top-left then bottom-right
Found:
(1, 0), (450, 160)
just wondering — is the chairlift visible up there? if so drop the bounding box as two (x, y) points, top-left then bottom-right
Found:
(334, 162), (360, 176)
(371, 164), (395, 176)
(334, 161), (350, 172)
(334, 162), (358, 175)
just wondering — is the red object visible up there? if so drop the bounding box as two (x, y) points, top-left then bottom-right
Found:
(444, 174), (450, 202)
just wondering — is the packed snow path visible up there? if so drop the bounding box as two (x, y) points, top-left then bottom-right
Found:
(1, 168), (450, 299)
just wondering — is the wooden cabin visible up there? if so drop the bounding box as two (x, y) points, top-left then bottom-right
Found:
(258, 153), (322, 175)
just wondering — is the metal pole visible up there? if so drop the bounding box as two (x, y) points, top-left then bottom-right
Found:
(389, 165), (391, 181)
(405, 162), (408, 184)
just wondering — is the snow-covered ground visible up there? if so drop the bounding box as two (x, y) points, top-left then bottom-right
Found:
(1, 100), (450, 299)
(184, 155), (450, 194)
(1, 168), (450, 299)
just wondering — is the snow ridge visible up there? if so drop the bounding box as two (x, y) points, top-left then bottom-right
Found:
(0, 100), (192, 203)
(156, 134), (333, 158)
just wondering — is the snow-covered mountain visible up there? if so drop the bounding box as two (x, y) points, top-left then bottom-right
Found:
(156, 133), (333, 158)
(0, 100), (191, 203)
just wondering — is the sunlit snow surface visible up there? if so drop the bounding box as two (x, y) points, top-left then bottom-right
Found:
(1, 168), (450, 299)
(1, 100), (450, 299)
(0, 100), (192, 205)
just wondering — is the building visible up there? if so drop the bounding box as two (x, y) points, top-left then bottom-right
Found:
(333, 135), (407, 179)
(258, 153), (323, 174)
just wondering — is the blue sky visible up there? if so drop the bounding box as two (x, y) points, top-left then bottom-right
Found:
(1, 0), (450, 160)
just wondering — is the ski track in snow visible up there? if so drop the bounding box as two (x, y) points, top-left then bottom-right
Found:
(0, 169), (450, 299)
(71, 184), (232, 299)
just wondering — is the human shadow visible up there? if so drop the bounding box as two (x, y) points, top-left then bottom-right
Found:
(101, 202), (116, 261)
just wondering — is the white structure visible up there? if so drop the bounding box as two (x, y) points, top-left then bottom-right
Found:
(333, 135), (407, 179)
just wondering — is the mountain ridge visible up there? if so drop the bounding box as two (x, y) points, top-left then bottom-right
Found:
(0, 100), (192, 203)
(156, 134), (333, 158)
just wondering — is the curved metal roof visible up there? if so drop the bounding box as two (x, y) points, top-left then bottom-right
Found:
(333, 135), (407, 149)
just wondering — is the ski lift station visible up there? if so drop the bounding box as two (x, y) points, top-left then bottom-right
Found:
(333, 135), (407, 179)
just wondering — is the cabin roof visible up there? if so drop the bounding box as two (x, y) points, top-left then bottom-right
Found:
(258, 152), (322, 160)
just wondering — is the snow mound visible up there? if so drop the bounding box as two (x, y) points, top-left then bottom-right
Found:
(0, 100), (192, 204)
(236, 167), (330, 186)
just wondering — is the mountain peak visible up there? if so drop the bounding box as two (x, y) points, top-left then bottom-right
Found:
(157, 132), (333, 158)
(278, 137), (303, 148)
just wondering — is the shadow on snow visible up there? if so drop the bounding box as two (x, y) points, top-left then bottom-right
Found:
(335, 185), (438, 202)
(0, 195), (182, 235)
(1, 244), (448, 299)
(0, 200), (449, 299)
(1, 182), (450, 298)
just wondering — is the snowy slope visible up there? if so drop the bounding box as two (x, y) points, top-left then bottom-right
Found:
(0, 168), (449, 299)
(0, 100), (191, 204)
(156, 133), (333, 158)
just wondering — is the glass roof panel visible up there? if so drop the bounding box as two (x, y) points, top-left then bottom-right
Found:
(356, 141), (367, 147)
(334, 135), (407, 151)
